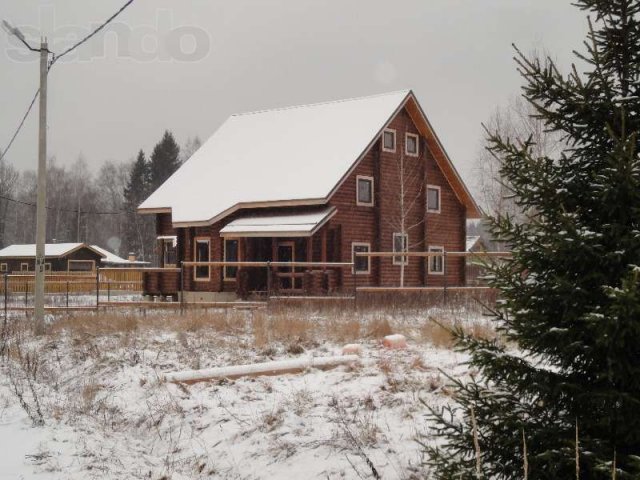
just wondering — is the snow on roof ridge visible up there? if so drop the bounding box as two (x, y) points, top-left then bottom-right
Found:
(230, 89), (412, 118)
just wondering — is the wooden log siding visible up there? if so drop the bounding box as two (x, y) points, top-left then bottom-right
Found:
(152, 105), (470, 293)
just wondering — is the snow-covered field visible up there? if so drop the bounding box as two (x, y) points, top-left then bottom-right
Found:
(0, 303), (487, 479)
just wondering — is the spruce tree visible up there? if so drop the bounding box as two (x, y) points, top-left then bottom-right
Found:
(123, 150), (152, 260)
(424, 1), (640, 478)
(149, 130), (181, 191)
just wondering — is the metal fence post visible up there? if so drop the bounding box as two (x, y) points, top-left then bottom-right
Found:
(96, 267), (100, 309)
(443, 251), (448, 304)
(266, 261), (272, 300)
(353, 258), (358, 310)
(180, 262), (185, 316)
(4, 274), (7, 321)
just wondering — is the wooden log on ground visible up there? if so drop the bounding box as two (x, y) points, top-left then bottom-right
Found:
(163, 355), (360, 384)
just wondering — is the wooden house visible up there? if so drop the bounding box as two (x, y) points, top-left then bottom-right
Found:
(0, 243), (105, 273)
(138, 90), (481, 299)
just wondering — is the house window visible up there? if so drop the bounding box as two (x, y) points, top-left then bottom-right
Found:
(405, 133), (419, 156)
(352, 242), (371, 274)
(0, 263), (7, 272)
(20, 263), (29, 272)
(356, 176), (374, 206)
(393, 233), (409, 266)
(68, 260), (95, 272)
(224, 239), (239, 281)
(44, 263), (52, 272)
(427, 185), (441, 213)
(382, 129), (396, 152)
(161, 238), (177, 267)
(194, 238), (210, 280)
(428, 246), (445, 275)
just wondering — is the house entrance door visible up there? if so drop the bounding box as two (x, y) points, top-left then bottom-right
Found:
(276, 241), (299, 290)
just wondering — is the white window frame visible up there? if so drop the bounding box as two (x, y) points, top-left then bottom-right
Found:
(356, 175), (374, 207)
(428, 246), (445, 275)
(405, 132), (419, 157)
(392, 233), (409, 266)
(44, 262), (52, 272)
(223, 238), (239, 281)
(193, 237), (211, 281)
(426, 185), (441, 214)
(68, 260), (95, 272)
(0, 263), (7, 272)
(161, 238), (177, 268)
(382, 128), (396, 153)
(20, 263), (29, 272)
(352, 242), (371, 275)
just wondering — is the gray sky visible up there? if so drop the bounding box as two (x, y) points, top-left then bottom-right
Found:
(1, 0), (587, 194)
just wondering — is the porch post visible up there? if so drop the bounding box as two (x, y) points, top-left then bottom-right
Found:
(321, 228), (327, 267)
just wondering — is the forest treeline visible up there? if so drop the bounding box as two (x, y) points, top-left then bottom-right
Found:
(0, 131), (200, 264)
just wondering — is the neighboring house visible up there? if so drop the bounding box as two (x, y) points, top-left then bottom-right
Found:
(138, 90), (481, 299)
(0, 243), (105, 273)
(466, 235), (489, 286)
(90, 245), (150, 268)
(466, 235), (487, 253)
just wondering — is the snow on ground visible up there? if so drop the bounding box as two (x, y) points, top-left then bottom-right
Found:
(0, 304), (483, 479)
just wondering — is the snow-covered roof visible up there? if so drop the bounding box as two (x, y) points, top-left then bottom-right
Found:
(90, 245), (149, 265)
(139, 89), (481, 225)
(466, 236), (481, 252)
(220, 207), (336, 237)
(139, 90), (413, 225)
(0, 243), (105, 258)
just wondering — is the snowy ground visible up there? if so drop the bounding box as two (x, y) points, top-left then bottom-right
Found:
(0, 304), (485, 479)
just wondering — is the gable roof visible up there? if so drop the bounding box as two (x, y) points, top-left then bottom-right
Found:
(0, 243), (105, 259)
(220, 207), (336, 238)
(139, 90), (481, 226)
(90, 245), (150, 265)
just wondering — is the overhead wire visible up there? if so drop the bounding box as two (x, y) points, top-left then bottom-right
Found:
(0, 0), (136, 161)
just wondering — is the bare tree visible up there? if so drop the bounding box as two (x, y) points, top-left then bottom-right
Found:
(180, 136), (202, 163)
(0, 154), (19, 247)
(384, 150), (425, 287)
(476, 90), (564, 221)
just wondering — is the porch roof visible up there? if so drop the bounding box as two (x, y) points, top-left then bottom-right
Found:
(220, 207), (336, 238)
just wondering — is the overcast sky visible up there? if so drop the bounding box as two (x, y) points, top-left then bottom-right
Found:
(1, 0), (587, 194)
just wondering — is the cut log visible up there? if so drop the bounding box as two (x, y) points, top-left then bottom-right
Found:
(382, 334), (407, 349)
(342, 344), (362, 356)
(163, 355), (360, 384)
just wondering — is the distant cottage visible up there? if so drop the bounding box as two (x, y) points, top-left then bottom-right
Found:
(0, 243), (104, 273)
(138, 90), (481, 299)
(0, 243), (147, 273)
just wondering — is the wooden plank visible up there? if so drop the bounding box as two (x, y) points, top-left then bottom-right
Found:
(356, 286), (494, 293)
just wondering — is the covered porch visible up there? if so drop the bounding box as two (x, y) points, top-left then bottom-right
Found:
(218, 207), (342, 296)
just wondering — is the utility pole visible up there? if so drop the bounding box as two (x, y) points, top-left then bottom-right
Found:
(34, 38), (48, 334)
(2, 21), (51, 334)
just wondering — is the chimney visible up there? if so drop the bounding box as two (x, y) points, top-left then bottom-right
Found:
(128, 252), (136, 262)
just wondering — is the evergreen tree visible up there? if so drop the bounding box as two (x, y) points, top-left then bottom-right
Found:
(123, 150), (154, 261)
(149, 130), (181, 191)
(424, 1), (640, 478)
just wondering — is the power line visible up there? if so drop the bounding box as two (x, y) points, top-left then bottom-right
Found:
(49, 0), (135, 68)
(0, 0), (137, 161)
(0, 193), (133, 216)
(0, 88), (39, 162)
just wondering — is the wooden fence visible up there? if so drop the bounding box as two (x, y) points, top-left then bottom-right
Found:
(0, 268), (144, 295)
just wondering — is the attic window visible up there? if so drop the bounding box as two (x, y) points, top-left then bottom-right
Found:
(382, 129), (396, 152)
(356, 176), (374, 207)
(405, 133), (419, 156)
(427, 185), (441, 213)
